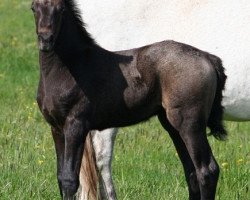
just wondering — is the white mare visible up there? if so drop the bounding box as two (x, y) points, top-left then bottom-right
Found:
(76, 0), (250, 199)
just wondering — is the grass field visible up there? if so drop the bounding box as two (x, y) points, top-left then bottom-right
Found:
(0, 0), (249, 199)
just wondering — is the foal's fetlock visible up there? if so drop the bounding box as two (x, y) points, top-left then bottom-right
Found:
(188, 172), (200, 200)
(62, 188), (78, 200)
(61, 178), (79, 199)
(63, 191), (77, 200)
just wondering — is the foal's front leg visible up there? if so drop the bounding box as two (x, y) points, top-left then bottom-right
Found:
(61, 117), (88, 200)
(51, 127), (65, 196)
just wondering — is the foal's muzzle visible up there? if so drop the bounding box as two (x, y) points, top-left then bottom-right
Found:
(38, 33), (54, 51)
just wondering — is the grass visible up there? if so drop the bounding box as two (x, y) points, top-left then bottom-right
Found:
(114, 121), (250, 200)
(0, 0), (249, 199)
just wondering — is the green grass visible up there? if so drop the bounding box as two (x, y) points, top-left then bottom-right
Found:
(0, 0), (249, 199)
(113, 121), (250, 200)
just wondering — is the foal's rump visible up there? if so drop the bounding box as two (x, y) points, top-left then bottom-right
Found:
(141, 40), (219, 102)
(137, 40), (226, 136)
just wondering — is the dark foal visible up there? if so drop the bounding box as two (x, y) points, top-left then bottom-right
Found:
(31, 0), (227, 199)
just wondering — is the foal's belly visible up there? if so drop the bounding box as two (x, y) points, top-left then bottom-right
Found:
(89, 94), (160, 130)
(88, 79), (160, 129)
(90, 109), (159, 130)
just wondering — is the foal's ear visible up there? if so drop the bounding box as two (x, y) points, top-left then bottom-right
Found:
(31, 1), (35, 12)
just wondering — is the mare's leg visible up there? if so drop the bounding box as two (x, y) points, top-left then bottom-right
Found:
(167, 106), (219, 200)
(158, 110), (200, 200)
(51, 127), (65, 197)
(61, 118), (88, 200)
(92, 128), (118, 200)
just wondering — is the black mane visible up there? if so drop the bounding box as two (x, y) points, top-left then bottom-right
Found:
(65, 0), (97, 46)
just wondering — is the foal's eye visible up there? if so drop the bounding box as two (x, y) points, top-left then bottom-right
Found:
(60, 5), (65, 13)
(57, 5), (65, 12)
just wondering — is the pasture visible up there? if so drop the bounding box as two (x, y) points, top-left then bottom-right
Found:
(0, 0), (249, 199)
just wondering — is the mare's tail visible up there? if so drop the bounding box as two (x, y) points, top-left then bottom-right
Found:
(79, 132), (99, 200)
(207, 55), (227, 140)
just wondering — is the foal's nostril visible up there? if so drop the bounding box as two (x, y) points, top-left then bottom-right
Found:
(38, 33), (54, 43)
(38, 34), (43, 41)
(47, 34), (54, 42)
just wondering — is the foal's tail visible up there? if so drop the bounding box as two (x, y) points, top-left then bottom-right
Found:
(80, 132), (99, 200)
(207, 55), (227, 140)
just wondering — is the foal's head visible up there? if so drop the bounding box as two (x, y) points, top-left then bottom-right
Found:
(31, 0), (66, 51)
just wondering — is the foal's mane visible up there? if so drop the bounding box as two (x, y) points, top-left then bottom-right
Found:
(65, 0), (96, 46)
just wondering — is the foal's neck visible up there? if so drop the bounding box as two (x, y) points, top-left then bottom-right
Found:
(54, 11), (99, 65)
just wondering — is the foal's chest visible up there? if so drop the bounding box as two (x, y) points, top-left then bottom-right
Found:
(37, 76), (81, 127)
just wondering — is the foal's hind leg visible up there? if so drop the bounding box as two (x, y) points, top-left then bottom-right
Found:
(158, 110), (200, 200)
(166, 107), (219, 200)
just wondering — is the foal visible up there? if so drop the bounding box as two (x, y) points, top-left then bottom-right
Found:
(31, 0), (226, 199)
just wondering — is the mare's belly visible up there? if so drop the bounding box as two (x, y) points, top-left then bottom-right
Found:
(222, 64), (250, 120)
